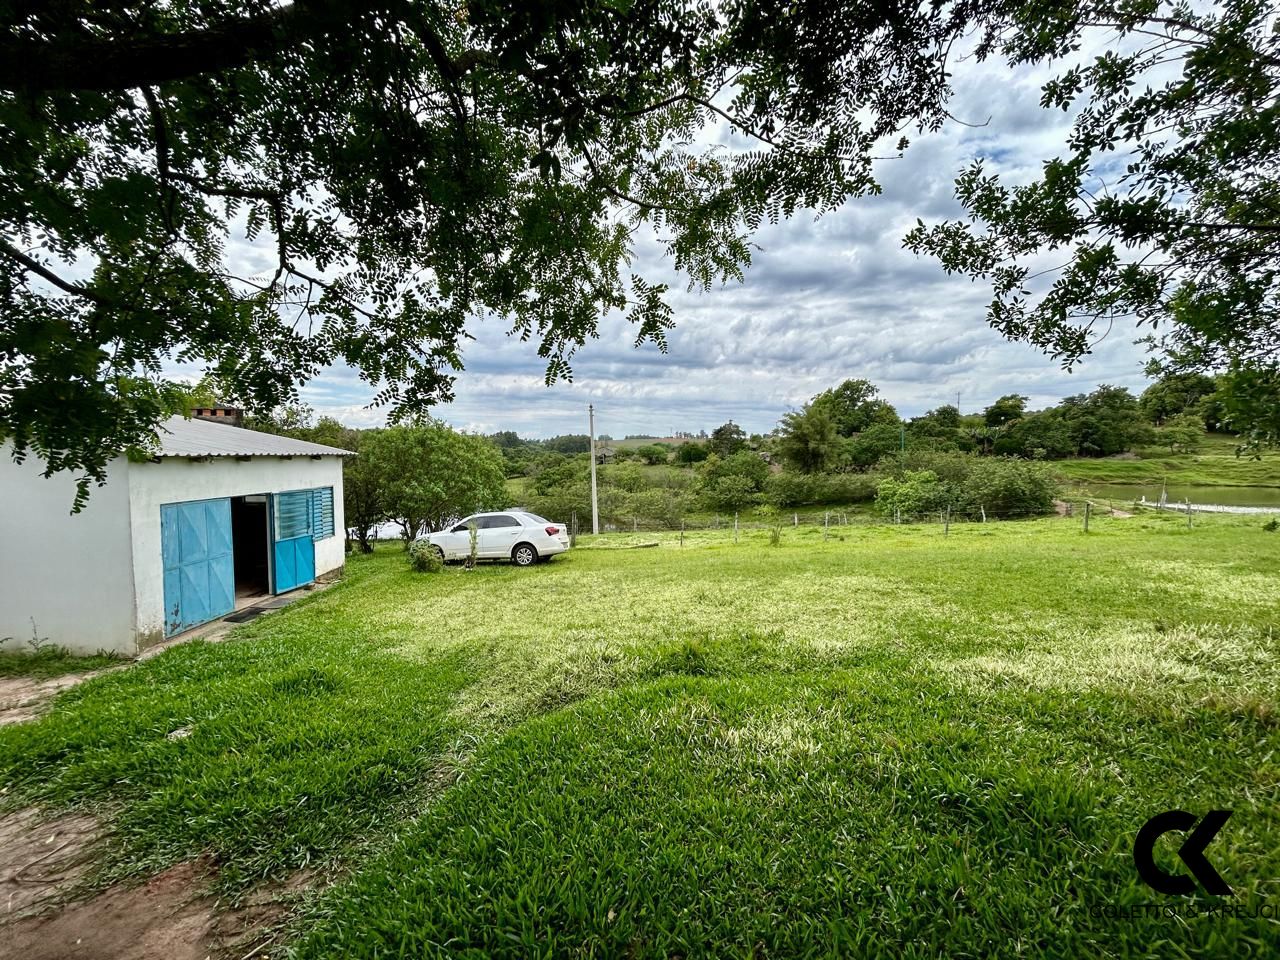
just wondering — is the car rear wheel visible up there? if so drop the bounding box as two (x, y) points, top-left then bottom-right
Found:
(512, 543), (538, 566)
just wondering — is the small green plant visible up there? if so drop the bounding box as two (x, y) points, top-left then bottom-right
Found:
(756, 504), (784, 546)
(464, 521), (479, 570)
(408, 540), (444, 573)
(1263, 518), (1279, 532)
(0, 619), (52, 654)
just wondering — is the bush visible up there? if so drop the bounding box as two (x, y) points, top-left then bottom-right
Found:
(1264, 518), (1279, 532)
(763, 471), (879, 506)
(704, 475), (760, 512)
(623, 487), (692, 529)
(761, 472), (813, 507)
(635, 444), (670, 465)
(848, 422), (903, 469)
(701, 450), (770, 490)
(408, 540), (444, 573)
(875, 470), (949, 519)
(675, 441), (709, 464)
(877, 449), (972, 484)
(954, 458), (1060, 518)
(809, 472), (879, 504)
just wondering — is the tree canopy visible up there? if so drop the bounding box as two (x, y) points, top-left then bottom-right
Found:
(4, 1), (1276, 508)
(361, 421), (506, 542)
(777, 402), (839, 473)
(906, 1), (1280, 445)
(812, 378), (899, 437)
(2, 0), (966, 504)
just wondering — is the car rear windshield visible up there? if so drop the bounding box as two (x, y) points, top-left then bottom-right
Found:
(521, 513), (551, 524)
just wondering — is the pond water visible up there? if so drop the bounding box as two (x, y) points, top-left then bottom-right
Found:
(1075, 482), (1280, 508)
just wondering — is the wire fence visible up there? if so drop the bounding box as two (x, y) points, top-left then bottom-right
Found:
(363, 494), (1248, 549)
(563, 497), (1157, 543)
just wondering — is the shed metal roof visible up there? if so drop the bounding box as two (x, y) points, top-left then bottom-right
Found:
(154, 416), (354, 458)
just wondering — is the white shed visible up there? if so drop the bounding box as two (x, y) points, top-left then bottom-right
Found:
(1, 416), (352, 657)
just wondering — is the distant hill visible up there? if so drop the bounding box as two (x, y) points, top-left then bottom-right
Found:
(612, 436), (703, 450)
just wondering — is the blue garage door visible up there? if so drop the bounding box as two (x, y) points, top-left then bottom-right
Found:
(272, 490), (316, 593)
(161, 498), (235, 636)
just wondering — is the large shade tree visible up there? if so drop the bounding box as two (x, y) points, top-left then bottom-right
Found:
(5, 1), (1277, 510)
(1, 0), (967, 505)
(360, 420), (505, 543)
(811, 378), (899, 437)
(906, 0), (1280, 446)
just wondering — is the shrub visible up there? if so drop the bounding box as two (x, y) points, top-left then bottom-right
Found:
(756, 505), (784, 546)
(763, 471), (879, 506)
(848, 422), (903, 469)
(762, 472), (813, 507)
(624, 487), (692, 529)
(955, 458), (1060, 518)
(675, 441), (709, 464)
(704, 475), (760, 512)
(602, 463), (647, 493)
(1264, 518), (1279, 532)
(809, 472), (879, 504)
(701, 450), (770, 490)
(877, 449), (972, 484)
(875, 470), (949, 519)
(408, 540), (444, 573)
(635, 444), (670, 465)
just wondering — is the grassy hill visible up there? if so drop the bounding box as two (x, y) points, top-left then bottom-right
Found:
(1055, 434), (1280, 487)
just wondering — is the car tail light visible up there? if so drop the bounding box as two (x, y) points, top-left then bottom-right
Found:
(545, 526), (560, 536)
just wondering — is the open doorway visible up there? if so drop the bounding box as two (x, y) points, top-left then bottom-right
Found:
(231, 495), (271, 603)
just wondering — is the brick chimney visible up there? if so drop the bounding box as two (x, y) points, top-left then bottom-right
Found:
(192, 405), (244, 427)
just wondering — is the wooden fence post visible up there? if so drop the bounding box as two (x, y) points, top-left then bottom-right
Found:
(980, 505), (986, 524)
(824, 512), (829, 540)
(734, 511), (739, 543)
(1083, 501), (1091, 533)
(680, 520), (685, 547)
(944, 505), (950, 537)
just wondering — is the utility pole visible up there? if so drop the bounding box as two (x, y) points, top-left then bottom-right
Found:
(588, 403), (600, 535)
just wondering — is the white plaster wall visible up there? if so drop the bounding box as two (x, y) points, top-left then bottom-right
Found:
(0, 450), (139, 656)
(127, 456), (346, 645)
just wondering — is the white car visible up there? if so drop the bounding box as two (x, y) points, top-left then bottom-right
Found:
(421, 511), (570, 566)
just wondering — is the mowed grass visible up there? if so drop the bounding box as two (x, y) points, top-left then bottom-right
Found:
(2, 511), (1279, 956)
(1055, 434), (1280, 488)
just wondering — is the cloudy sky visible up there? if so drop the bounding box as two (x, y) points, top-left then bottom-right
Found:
(230, 34), (1153, 441)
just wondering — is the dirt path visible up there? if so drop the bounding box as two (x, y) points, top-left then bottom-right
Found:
(0, 807), (313, 960)
(0, 672), (114, 726)
(2, 858), (311, 960)
(1053, 499), (1133, 519)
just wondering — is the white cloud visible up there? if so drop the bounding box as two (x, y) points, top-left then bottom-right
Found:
(213, 41), (1152, 438)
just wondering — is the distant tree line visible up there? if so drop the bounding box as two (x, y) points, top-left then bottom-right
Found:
(242, 369), (1233, 539)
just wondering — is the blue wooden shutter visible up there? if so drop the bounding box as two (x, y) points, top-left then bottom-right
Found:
(275, 490), (312, 540)
(272, 491), (316, 593)
(311, 486), (335, 540)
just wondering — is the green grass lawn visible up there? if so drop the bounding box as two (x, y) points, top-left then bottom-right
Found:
(1055, 434), (1280, 488)
(2, 512), (1278, 956)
